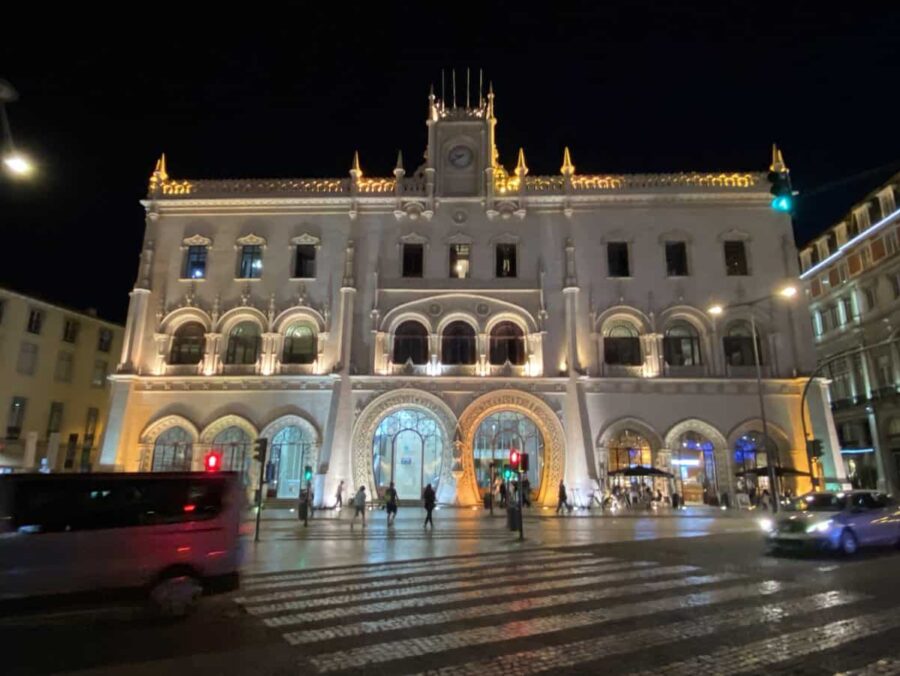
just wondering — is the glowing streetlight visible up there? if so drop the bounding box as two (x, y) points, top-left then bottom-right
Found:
(3, 152), (33, 176)
(779, 285), (798, 298)
(707, 304), (724, 316)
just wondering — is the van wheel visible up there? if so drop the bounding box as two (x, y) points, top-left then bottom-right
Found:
(148, 569), (202, 618)
(839, 528), (858, 556)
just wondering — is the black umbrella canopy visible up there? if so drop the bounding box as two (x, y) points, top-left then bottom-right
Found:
(608, 465), (675, 479)
(735, 466), (811, 478)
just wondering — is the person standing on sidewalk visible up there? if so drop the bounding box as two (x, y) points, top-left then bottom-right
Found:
(556, 480), (569, 515)
(351, 485), (367, 530)
(385, 482), (399, 526)
(423, 483), (436, 529)
(334, 480), (344, 510)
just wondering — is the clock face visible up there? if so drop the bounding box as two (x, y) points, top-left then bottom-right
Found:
(448, 145), (474, 169)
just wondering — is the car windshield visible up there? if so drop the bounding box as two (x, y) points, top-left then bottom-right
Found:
(790, 493), (846, 512)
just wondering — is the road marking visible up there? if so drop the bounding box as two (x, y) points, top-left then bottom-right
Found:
(419, 588), (862, 676)
(309, 579), (787, 672)
(627, 603), (897, 676)
(239, 560), (669, 613)
(284, 572), (741, 645)
(261, 567), (716, 629)
(241, 551), (598, 591)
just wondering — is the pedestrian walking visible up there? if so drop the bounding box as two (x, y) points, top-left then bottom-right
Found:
(385, 481), (399, 526)
(334, 480), (344, 509)
(351, 485), (367, 530)
(522, 477), (532, 507)
(499, 481), (507, 508)
(556, 480), (569, 515)
(423, 483), (436, 529)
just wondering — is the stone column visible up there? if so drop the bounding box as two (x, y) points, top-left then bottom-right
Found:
(203, 333), (221, 375)
(808, 378), (848, 488)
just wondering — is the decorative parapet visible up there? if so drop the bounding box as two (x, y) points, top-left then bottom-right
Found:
(357, 177), (396, 194)
(148, 177), (349, 199)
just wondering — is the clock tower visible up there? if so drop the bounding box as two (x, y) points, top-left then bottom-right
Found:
(424, 80), (498, 199)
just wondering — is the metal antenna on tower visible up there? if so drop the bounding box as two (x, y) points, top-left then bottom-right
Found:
(452, 68), (457, 109)
(466, 68), (470, 109)
(479, 68), (483, 108)
(441, 69), (445, 107)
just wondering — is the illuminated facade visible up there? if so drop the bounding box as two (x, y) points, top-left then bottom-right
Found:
(798, 173), (900, 493)
(100, 82), (841, 506)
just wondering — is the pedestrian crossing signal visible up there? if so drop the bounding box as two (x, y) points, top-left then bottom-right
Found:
(509, 449), (520, 471)
(304, 465), (313, 482)
(502, 464), (512, 481)
(204, 451), (222, 472)
(520, 453), (529, 473)
(254, 438), (268, 463)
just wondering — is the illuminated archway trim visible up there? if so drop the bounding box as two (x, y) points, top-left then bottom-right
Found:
(351, 389), (457, 499)
(457, 389), (565, 507)
(664, 418), (732, 496)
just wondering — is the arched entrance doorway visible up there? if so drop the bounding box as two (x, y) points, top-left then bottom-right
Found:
(458, 390), (565, 507)
(373, 408), (444, 500)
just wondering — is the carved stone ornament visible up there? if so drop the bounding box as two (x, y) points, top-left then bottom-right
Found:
(428, 303), (442, 317)
(182, 234), (212, 248)
(235, 233), (267, 248)
(240, 284), (252, 307)
(290, 233), (321, 247)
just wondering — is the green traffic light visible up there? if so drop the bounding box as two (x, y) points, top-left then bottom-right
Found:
(771, 195), (792, 212)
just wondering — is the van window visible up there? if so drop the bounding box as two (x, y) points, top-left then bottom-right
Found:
(13, 477), (226, 532)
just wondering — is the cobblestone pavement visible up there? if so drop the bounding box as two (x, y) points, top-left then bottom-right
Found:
(5, 513), (900, 675)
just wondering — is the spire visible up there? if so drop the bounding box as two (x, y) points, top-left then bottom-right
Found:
(515, 148), (529, 178)
(153, 153), (168, 181)
(769, 143), (788, 173)
(486, 81), (495, 119)
(395, 150), (404, 172)
(561, 147), (575, 176)
(350, 150), (362, 177)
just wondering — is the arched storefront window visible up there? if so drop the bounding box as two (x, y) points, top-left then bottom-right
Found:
(734, 432), (777, 492)
(489, 322), (525, 365)
(392, 321), (429, 365)
(608, 429), (652, 473)
(674, 431), (717, 504)
(211, 426), (252, 478)
(663, 322), (702, 367)
(723, 321), (762, 366)
(474, 411), (544, 492)
(441, 321), (476, 365)
(225, 321), (261, 365)
(282, 322), (317, 364)
(604, 323), (642, 365)
(151, 426), (193, 472)
(169, 322), (206, 365)
(269, 425), (315, 499)
(372, 409), (444, 499)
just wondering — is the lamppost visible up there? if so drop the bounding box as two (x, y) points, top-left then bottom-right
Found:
(0, 79), (34, 177)
(708, 284), (797, 513)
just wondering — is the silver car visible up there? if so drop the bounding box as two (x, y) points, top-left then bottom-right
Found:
(760, 490), (900, 555)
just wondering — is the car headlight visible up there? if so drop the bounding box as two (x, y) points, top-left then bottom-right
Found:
(806, 519), (833, 534)
(758, 518), (774, 533)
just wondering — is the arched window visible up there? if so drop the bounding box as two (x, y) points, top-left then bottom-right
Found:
(723, 321), (762, 366)
(663, 322), (702, 367)
(604, 322), (642, 365)
(392, 321), (429, 365)
(211, 426), (252, 478)
(282, 322), (317, 364)
(169, 322), (206, 365)
(441, 321), (476, 365)
(608, 429), (652, 473)
(489, 321), (525, 365)
(269, 425), (315, 499)
(225, 321), (261, 365)
(151, 426), (193, 472)
(474, 410), (544, 491)
(373, 409), (444, 499)
(734, 432), (777, 491)
(674, 431), (717, 504)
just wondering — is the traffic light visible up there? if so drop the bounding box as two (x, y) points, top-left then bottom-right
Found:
(502, 463), (511, 480)
(253, 438), (268, 463)
(304, 465), (313, 482)
(768, 144), (793, 213)
(509, 449), (520, 471)
(204, 450), (222, 472)
(807, 438), (824, 459)
(520, 453), (530, 473)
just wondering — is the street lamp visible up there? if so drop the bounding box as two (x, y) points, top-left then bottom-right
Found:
(0, 79), (35, 178)
(707, 285), (797, 513)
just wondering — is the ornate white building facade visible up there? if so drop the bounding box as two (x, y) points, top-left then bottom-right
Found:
(99, 84), (844, 506)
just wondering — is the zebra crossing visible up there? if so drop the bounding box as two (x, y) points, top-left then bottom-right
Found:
(233, 548), (900, 675)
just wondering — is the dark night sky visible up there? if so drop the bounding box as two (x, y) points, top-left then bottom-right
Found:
(1, 3), (898, 323)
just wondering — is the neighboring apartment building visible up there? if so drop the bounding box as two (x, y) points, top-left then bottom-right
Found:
(799, 172), (900, 493)
(0, 287), (124, 471)
(99, 80), (842, 507)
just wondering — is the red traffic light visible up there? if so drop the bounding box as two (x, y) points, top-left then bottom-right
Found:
(204, 451), (222, 472)
(509, 449), (520, 470)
